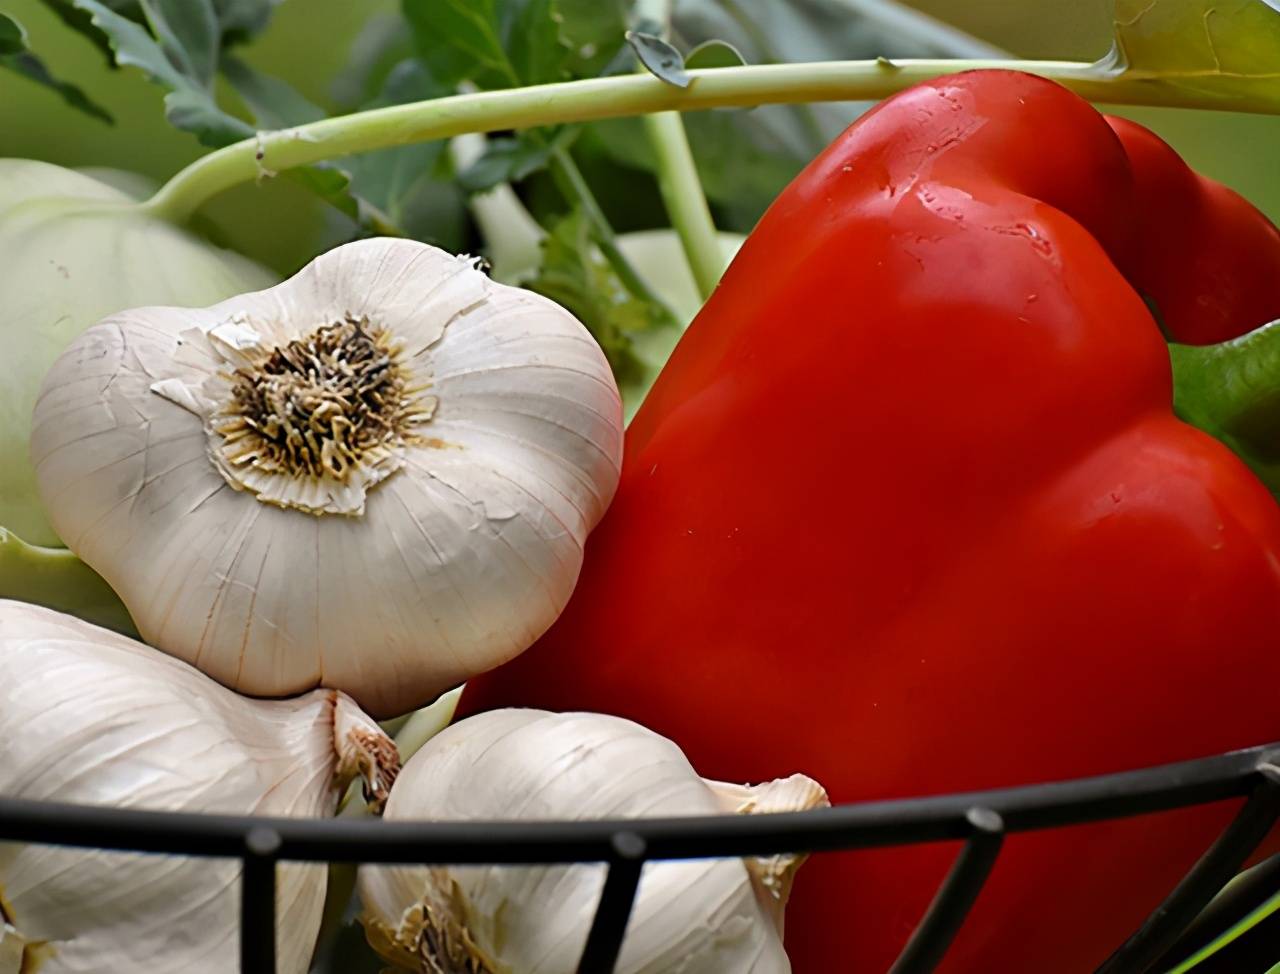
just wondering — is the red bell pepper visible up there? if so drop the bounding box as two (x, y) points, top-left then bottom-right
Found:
(460, 70), (1280, 972)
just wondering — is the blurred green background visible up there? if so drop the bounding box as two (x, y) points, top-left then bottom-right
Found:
(2, 0), (1277, 278)
(1, 0), (400, 274)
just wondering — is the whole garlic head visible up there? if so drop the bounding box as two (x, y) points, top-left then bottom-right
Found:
(31, 238), (624, 718)
(0, 159), (276, 547)
(0, 600), (399, 974)
(357, 710), (829, 973)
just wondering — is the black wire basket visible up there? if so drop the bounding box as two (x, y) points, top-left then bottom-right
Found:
(3, 741), (1279, 974)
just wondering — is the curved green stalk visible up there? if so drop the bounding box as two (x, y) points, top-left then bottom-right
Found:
(1162, 888), (1280, 973)
(0, 528), (135, 635)
(143, 57), (1247, 223)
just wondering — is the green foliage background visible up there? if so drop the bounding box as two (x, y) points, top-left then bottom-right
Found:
(0, 0), (398, 275)
(4, 0), (1277, 281)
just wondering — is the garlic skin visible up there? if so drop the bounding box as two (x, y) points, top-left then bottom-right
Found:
(357, 710), (828, 973)
(0, 159), (275, 547)
(31, 238), (624, 718)
(0, 600), (399, 974)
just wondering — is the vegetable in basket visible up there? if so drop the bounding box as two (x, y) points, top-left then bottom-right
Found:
(458, 70), (1280, 974)
(0, 600), (399, 974)
(358, 709), (828, 973)
(29, 237), (624, 719)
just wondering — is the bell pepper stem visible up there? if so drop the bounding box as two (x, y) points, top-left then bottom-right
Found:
(1171, 319), (1280, 501)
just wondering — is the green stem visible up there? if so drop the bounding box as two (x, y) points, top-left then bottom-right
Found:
(141, 58), (1266, 224)
(642, 112), (724, 299)
(635, 0), (726, 301)
(0, 528), (135, 635)
(1162, 888), (1280, 973)
(1171, 319), (1280, 502)
(547, 146), (680, 322)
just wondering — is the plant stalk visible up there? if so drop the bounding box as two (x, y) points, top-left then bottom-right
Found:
(141, 58), (1263, 223)
(546, 146), (679, 322)
(634, 0), (726, 301)
(641, 111), (725, 300)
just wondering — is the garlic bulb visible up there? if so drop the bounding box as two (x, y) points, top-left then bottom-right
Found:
(0, 600), (399, 974)
(30, 237), (624, 718)
(0, 159), (275, 547)
(357, 710), (828, 973)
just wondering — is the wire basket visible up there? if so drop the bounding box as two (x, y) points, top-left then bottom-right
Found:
(2, 741), (1278, 974)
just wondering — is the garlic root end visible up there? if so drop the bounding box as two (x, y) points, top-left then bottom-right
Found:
(704, 773), (830, 937)
(332, 693), (402, 815)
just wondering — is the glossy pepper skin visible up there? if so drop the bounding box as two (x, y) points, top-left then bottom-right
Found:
(460, 71), (1280, 973)
(1105, 116), (1280, 344)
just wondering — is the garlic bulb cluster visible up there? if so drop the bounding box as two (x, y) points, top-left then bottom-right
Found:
(31, 237), (624, 718)
(0, 600), (399, 974)
(358, 710), (828, 973)
(0, 159), (275, 547)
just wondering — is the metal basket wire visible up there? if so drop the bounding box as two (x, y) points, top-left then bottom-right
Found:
(2, 741), (1278, 974)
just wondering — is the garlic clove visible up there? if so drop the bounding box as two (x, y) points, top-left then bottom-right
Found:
(0, 600), (400, 974)
(30, 238), (624, 718)
(357, 710), (828, 973)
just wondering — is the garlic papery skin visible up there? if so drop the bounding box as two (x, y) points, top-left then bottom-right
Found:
(30, 237), (624, 719)
(357, 710), (829, 973)
(0, 600), (399, 974)
(0, 159), (276, 547)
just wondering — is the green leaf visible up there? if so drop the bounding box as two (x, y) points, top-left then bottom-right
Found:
(588, 110), (806, 230)
(62, 0), (249, 145)
(0, 13), (26, 54)
(164, 88), (255, 144)
(403, 0), (568, 89)
(67, 0), (186, 87)
(505, 0), (568, 85)
(139, 0), (219, 89)
(222, 55), (326, 126)
(335, 58), (468, 246)
(328, 11), (417, 109)
(278, 156), (413, 244)
(526, 208), (672, 406)
(626, 29), (689, 87)
(38, 0), (274, 65)
(457, 126), (577, 193)
(458, 136), (554, 193)
(0, 13), (114, 122)
(1103, 0), (1280, 111)
(34, 0), (144, 65)
(684, 38), (747, 70)
(556, 0), (627, 76)
(404, 0), (514, 88)
(211, 0), (277, 46)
